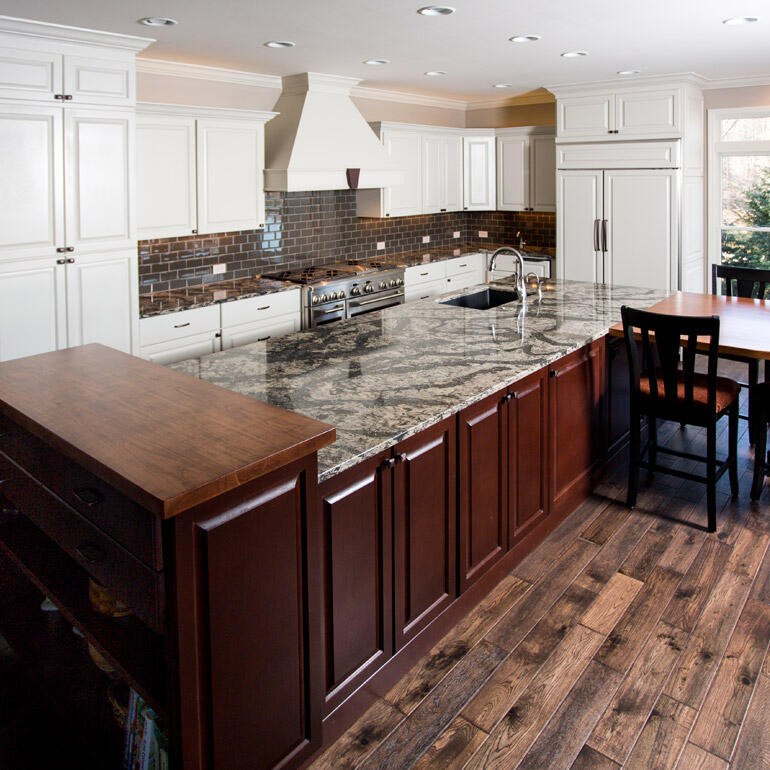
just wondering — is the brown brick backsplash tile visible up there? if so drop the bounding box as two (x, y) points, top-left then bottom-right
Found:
(137, 190), (555, 290)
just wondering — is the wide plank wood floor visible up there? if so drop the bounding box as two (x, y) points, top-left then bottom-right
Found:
(310, 362), (770, 770)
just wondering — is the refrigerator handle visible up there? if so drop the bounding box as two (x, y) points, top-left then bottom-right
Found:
(601, 219), (608, 252)
(593, 219), (600, 252)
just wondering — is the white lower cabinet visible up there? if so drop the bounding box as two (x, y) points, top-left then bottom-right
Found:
(221, 315), (299, 349)
(219, 290), (301, 349)
(404, 253), (486, 302)
(405, 277), (447, 302)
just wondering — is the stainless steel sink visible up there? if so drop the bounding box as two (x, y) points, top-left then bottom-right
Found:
(440, 287), (520, 310)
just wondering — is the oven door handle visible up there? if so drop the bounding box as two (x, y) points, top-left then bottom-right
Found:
(351, 292), (404, 307)
(318, 303), (346, 313)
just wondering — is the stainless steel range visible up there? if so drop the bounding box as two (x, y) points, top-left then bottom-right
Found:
(264, 261), (405, 328)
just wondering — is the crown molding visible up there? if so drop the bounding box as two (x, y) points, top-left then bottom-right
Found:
(136, 58), (282, 88)
(350, 85), (468, 110)
(0, 15), (154, 52)
(137, 101), (277, 122)
(701, 74), (770, 90)
(546, 72), (708, 97)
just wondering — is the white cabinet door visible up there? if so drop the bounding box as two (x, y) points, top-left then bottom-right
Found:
(0, 104), (64, 260)
(197, 119), (265, 235)
(463, 136), (495, 211)
(0, 47), (62, 101)
(64, 109), (134, 253)
(63, 56), (134, 106)
(136, 115), (197, 239)
(603, 169), (677, 291)
(557, 170), (603, 283)
(383, 128), (423, 217)
(444, 135), (463, 212)
(0, 258), (66, 362)
(422, 135), (444, 214)
(65, 250), (136, 353)
(614, 89), (680, 139)
(497, 136), (529, 211)
(557, 95), (613, 140)
(530, 135), (556, 212)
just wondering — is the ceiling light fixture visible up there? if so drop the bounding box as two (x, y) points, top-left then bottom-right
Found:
(722, 16), (758, 24)
(493, 83), (513, 88)
(417, 6), (456, 16)
(425, 70), (447, 76)
(509, 34), (541, 42)
(617, 69), (641, 75)
(561, 50), (589, 58)
(364, 59), (391, 65)
(138, 17), (178, 26)
(264, 40), (295, 48)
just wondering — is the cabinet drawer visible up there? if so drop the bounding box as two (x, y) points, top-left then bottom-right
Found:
(404, 261), (446, 285)
(140, 304), (220, 347)
(404, 277), (447, 302)
(219, 289), (300, 327)
(445, 254), (484, 277)
(445, 272), (480, 292)
(0, 454), (164, 633)
(141, 333), (220, 366)
(221, 314), (300, 350)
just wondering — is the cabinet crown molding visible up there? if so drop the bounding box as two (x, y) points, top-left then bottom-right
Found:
(546, 72), (706, 98)
(137, 101), (278, 123)
(0, 14), (154, 52)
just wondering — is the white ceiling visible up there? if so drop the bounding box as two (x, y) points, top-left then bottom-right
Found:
(3, 0), (769, 98)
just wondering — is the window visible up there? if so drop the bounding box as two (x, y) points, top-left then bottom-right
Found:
(709, 108), (770, 273)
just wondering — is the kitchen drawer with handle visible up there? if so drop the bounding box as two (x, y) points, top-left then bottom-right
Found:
(0, 411), (45, 477)
(140, 304), (221, 347)
(0, 455), (164, 633)
(220, 289), (300, 327)
(445, 254), (484, 277)
(221, 314), (300, 350)
(404, 262), (446, 285)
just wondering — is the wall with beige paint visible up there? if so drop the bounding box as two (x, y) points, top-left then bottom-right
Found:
(352, 97), (465, 127)
(465, 101), (556, 129)
(704, 84), (770, 110)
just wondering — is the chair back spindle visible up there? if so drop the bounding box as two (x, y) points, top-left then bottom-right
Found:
(712, 263), (770, 300)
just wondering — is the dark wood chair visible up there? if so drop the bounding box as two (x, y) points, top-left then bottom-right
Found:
(712, 263), (770, 444)
(621, 305), (740, 532)
(750, 382), (770, 501)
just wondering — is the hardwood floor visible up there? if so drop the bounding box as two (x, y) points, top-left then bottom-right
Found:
(310, 364), (770, 770)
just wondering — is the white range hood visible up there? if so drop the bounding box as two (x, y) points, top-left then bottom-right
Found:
(264, 72), (403, 192)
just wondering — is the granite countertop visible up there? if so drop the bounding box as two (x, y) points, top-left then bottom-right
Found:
(139, 276), (298, 318)
(169, 279), (668, 482)
(388, 242), (554, 268)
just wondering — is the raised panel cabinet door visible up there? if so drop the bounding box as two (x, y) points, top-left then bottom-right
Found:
(0, 47), (62, 101)
(64, 108), (134, 252)
(318, 452), (393, 714)
(65, 250), (136, 353)
(603, 169), (677, 291)
(0, 104), (64, 260)
(463, 136), (495, 211)
(549, 340), (605, 518)
(422, 134), (444, 214)
(63, 55), (134, 106)
(507, 367), (549, 547)
(172, 457), (323, 770)
(0, 258), (66, 362)
(443, 134), (464, 212)
(393, 418), (456, 649)
(557, 94), (614, 140)
(136, 115), (197, 239)
(383, 128), (423, 216)
(530, 135), (556, 212)
(197, 119), (265, 234)
(496, 135), (529, 211)
(556, 170), (603, 283)
(458, 390), (507, 592)
(614, 89), (680, 139)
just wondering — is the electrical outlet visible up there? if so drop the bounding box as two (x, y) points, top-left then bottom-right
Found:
(478, 231), (488, 238)
(212, 263), (226, 274)
(453, 231), (461, 239)
(376, 241), (386, 250)
(422, 235), (430, 244)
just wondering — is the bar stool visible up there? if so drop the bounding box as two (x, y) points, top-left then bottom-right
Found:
(622, 306), (740, 532)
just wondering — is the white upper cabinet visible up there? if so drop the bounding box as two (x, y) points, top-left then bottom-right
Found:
(65, 109), (134, 252)
(0, 104), (64, 260)
(614, 89), (680, 139)
(557, 95), (613, 140)
(136, 115), (197, 239)
(422, 133), (462, 214)
(383, 128), (423, 217)
(0, 47), (62, 101)
(496, 128), (556, 212)
(63, 55), (134, 106)
(463, 135), (495, 211)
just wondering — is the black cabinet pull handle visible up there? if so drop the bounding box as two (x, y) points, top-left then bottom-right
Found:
(73, 486), (104, 506)
(75, 542), (105, 564)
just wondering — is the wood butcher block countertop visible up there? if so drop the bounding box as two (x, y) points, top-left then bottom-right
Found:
(0, 344), (335, 518)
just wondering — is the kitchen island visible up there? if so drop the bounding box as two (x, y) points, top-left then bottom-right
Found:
(0, 279), (668, 770)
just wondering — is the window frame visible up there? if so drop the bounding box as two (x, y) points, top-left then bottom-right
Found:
(708, 106), (770, 277)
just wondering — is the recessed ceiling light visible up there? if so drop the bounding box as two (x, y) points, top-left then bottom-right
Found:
(138, 17), (178, 26)
(425, 70), (447, 76)
(509, 34), (541, 43)
(417, 6), (455, 16)
(264, 40), (295, 48)
(364, 59), (391, 65)
(493, 83), (513, 88)
(561, 50), (589, 58)
(617, 69), (641, 76)
(722, 16), (758, 24)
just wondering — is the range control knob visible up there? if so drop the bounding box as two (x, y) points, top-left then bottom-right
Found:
(396, 278), (404, 286)
(312, 295), (320, 305)
(379, 281), (387, 290)
(329, 291), (338, 300)
(351, 286), (361, 296)
(338, 289), (346, 298)
(364, 283), (374, 293)
(390, 279), (397, 287)
(320, 293), (328, 303)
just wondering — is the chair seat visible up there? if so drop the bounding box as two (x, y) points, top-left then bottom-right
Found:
(640, 370), (740, 412)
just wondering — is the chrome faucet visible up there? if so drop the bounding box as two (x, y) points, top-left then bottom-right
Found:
(489, 246), (527, 306)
